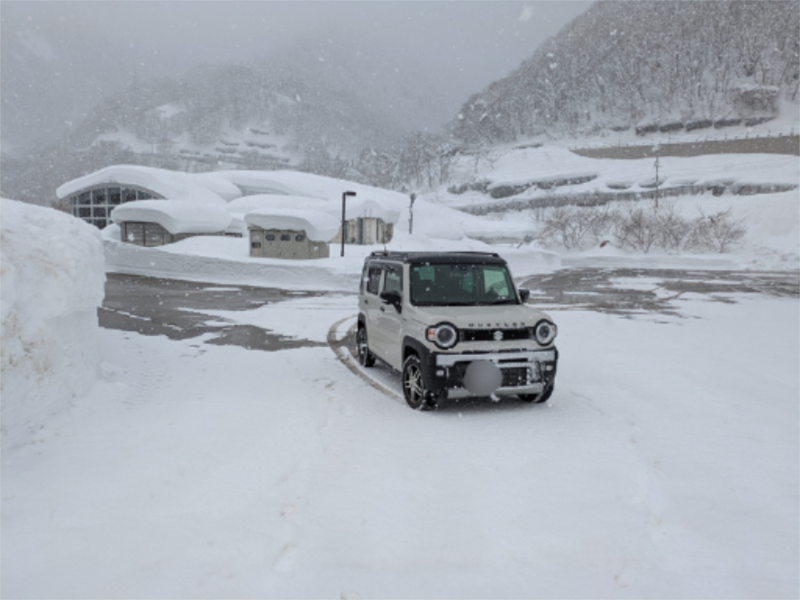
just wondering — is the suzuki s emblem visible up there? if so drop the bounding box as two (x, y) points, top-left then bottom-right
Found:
(493, 330), (504, 341)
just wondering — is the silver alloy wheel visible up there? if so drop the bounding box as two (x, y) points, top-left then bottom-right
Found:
(357, 326), (375, 367)
(402, 355), (434, 410)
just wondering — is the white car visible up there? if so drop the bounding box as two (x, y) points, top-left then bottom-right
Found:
(356, 251), (558, 410)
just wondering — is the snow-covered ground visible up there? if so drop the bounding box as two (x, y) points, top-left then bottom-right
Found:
(2, 276), (797, 598)
(2, 138), (799, 597)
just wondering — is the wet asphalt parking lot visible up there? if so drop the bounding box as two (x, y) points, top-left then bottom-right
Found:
(100, 269), (799, 352)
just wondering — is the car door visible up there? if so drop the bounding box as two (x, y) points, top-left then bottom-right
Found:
(362, 263), (384, 357)
(374, 264), (404, 370)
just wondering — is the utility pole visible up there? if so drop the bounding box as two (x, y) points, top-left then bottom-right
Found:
(653, 144), (661, 209)
(408, 193), (416, 234)
(341, 191), (356, 257)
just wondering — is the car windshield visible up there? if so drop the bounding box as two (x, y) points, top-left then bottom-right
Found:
(410, 263), (519, 306)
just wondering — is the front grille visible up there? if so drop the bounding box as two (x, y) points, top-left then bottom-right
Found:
(501, 364), (541, 386)
(461, 327), (530, 342)
(449, 361), (541, 388)
(502, 367), (529, 387)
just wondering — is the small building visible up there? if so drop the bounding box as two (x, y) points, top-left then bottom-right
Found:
(244, 209), (339, 260)
(111, 200), (233, 247)
(215, 171), (402, 244)
(335, 216), (394, 245)
(230, 194), (398, 246)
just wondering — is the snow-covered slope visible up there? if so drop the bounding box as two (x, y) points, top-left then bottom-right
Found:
(451, 0), (799, 143)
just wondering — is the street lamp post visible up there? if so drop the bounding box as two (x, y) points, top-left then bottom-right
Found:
(408, 193), (416, 235)
(341, 191), (356, 257)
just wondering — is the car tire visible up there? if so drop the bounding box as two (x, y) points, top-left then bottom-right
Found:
(519, 384), (554, 404)
(402, 354), (437, 411)
(356, 325), (376, 367)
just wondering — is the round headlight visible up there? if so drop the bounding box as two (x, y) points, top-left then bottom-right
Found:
(426, 322), (459, 349)
(533, 320), (557, 346)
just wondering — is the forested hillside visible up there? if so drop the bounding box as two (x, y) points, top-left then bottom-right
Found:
(3, 0), (798, 206)
(451, 0), (799, 143)
(0, 59), (408, 205)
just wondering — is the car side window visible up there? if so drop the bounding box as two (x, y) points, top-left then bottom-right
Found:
(367, 266), (382, 295)
(384, 267), (402, 294)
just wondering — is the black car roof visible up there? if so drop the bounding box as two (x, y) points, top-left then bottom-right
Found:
(366, 251), (507, 265)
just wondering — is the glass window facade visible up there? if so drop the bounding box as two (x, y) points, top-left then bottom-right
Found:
(68, 186), (162, 229)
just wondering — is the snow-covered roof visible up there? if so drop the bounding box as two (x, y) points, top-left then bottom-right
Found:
(110, 200), (232, 234)
(56, 165), (227, 205)
(228, 193), (400, 224)
(244, 208), (340, 242)
(191, 172), (245, 201)
(215, 170), (404, 224)
(227, 195), (324, 216)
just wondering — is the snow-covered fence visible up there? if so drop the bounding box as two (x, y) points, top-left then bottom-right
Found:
(458, 182), (798, 217)
(571, 133), (799, 160)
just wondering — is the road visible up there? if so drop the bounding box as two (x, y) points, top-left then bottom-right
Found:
(101, 269), (799, 346)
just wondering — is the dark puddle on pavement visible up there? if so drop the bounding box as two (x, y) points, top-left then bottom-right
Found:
(519, 268), (799, 317)
(205, 325), (326, 351)
(99, 273), (335, 351)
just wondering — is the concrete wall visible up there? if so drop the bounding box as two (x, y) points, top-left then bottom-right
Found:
(249, 227), (330, 260)
(332, 218), (394, 245)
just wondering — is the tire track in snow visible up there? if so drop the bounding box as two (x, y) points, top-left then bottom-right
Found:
(326, 316), (403, 403)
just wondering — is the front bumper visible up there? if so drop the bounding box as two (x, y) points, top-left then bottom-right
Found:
(427, 347), (558, 399)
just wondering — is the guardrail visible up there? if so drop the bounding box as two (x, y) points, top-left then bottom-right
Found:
(458, 182), (798, 216)
(571, 133), (799, 159)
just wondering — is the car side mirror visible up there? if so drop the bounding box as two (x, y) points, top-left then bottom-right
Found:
(380, 289), (402, 312)
(518, 288), (531, 303)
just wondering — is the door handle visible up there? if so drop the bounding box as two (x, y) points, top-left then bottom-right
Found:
(380, 306), (385, 312)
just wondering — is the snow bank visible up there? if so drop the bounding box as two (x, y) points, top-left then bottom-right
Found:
(110, 200), (232, 234)
(1, 199), (105, 450)
(103, 228), (560, 292)
(244, 208), (340, 242)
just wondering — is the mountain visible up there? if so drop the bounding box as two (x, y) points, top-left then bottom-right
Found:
(0, 55), (415, 205)
(450, 0), (800, 144)
(0, 22), (138, 156)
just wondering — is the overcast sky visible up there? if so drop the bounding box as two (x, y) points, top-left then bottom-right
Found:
(4, 1), (592, 83)
(1, 1), (594, 150)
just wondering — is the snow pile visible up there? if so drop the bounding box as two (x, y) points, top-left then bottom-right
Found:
(110, 200), (232, 234)
(244, 208), (340, 242)
(1, 199), (106, 450)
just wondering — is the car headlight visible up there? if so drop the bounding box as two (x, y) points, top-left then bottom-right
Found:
(426, 322), (459, 349)
(532, 320), (557, 346)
